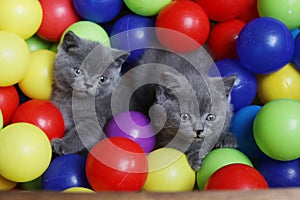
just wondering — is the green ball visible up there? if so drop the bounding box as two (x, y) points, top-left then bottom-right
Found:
(258, 0), (300, 30)
(124, 0), (171, 16)
(26, 35), (52, 52)
(60, 21), (110, 47)
(253, 98), (300, 161)
(196, 148), (252, 189)
(19, 176), (42, 191)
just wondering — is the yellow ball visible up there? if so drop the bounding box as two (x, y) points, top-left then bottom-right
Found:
(0, 175), (17, 191)
(143, 148), (195, 192)
(63, 187), (95, 193)
(257, 63), (300, 103)
(0, 122), (52, 182)
(0, 110), (3, 130)
(0, 0), (43, 39)
(18, 50), (56, 100)
(0, 31), (31, 86)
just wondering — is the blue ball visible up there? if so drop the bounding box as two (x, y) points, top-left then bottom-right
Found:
(230, 105), (265, 161)
(110, 14), (155, 64)
(292, 33), (300, 70)
(237, 17), (294, 74)
(72, 0), (123, 23)
(255, 157), (300, 188)
(211, 58), (258, 111)
(42, 154), (90, 191)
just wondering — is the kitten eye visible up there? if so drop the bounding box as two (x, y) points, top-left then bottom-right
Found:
(99, 76), (109, 84)
(74, 68), (83, 76)
(206, 114), (216, 122)
(180, 113), (191, 121)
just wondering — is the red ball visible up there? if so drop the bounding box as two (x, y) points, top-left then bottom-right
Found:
(195, 0), (249, 22)
(204, 164), (269, 190)
(11, 99), (65, 140)
(86, 137), (148, 191)
(238, 0), (259, 23)
(0, 86), (19, 126)
(207, 19), (246, 61)
(156, 0), (210, 53)
(37, 0), (81, 42)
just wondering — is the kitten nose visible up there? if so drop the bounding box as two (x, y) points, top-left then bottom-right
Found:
(196, 130), (203, 138)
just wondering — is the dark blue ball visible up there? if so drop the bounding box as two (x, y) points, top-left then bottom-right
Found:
(73, 0), (123, 23)
(237, 17), (294, 74)
(110, 14), (156, 64)
(211, 58), (258, 111)
(255, 157), (300, 188)
(292, 33), (300, 70)
(230, 105), (265, 161)
(42, 154), (90, 191)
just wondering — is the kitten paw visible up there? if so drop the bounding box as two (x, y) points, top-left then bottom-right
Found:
(51, 139), (66, 155)
(186, 152), (203, 171)
(214, 134), (238, 148)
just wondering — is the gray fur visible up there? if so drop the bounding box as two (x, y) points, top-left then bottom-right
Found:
(118, 48), (238, 171)
(50, 31), (129, 155)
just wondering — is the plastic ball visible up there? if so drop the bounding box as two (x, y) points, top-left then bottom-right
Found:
(86, 137), (148, 191)
(237, 17), (294, 74)
(0, 111), (2, 130)
(0, 31), (31, 86)
(238, 0), (259, 22)
(73, 0), (123, 23)
(12, 100), (65, 141)
(230, 105), (265, 161)
(0, 122), (52, 182)
(258, 0), (300, 30)
(143, 148), (195, 192)
(207, 19), (246, 61)
(156, 0), (210, 53)
(124, 0), (171, 16)
(255, 157), (300, 188)
(0, 0), (43, 39)
(18, 50), (55, 100)
(42, 154), (90, 191)
(26, 35), (53, 52)
(257, 63), (300, 104)
(212, 58), (258, 111)
(61, 21), (110, 47)
(253, 98), (300, 161)
(204, 163), (268, 190)
(0, 86), (20, 126)
(195, 0), (249, 22)
(63, 187), (94, 193)
(19, 176), (42, 191)
(37, 0), (81, 42)
(0, 175), (17, 191)
(196, 148), (253, 189)
(110, 14), (155, 63)
(105, 111), (156, 153)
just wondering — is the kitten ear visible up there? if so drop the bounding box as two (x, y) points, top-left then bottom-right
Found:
(112, 49), (130, 66)
(161, 72), (182, 89)
(222, 75), (237, 97)
(61, 31), (81, 52)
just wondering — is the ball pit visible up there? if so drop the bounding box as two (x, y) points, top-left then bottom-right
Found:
(86, 137), (148, 191)
(0, 0), (43, 39)
(18, 49), (56, 100)
(257, 63), (300, 103)
(11, 99), (65, 141)
(237, 17), (294, 74)
(104, 111), (156, 153)
(0, 31), (31, 87)
(143, 148), (195, 192)
(3, 0), (300, 196)
(0, 86), (19, 126)
(254, 98), (300, 161)
(204, 163), (268, 190)
(0, 123), (52, 182)
(42, 154), (90, 191)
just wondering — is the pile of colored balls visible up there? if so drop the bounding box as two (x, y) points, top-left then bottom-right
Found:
(1, 0), (300, 192)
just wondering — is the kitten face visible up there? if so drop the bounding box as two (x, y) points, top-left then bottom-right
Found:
(53, 31), (129, 98)
(153, 72), (235, 150)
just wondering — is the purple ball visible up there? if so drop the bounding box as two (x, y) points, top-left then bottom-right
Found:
(104, 111), (156, 153)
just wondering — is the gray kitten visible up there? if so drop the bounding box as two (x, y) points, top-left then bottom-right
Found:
(50, 31), (129, 155)
(115, 48), (238, 171)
